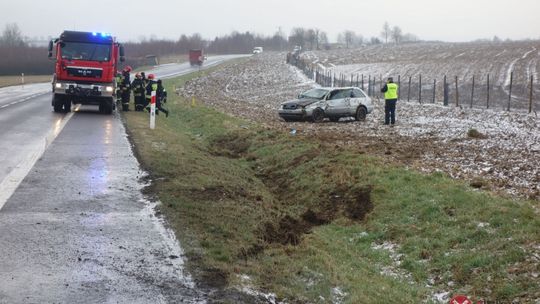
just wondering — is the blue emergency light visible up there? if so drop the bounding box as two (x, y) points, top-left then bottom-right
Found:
(91, 32), (110, 38)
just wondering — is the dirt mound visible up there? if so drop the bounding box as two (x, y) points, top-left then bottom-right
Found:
(260, 186), (373, 246)
(209, 131), (251, 158)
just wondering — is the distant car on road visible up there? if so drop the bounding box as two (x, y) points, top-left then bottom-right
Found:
(253, 47), (263, 54)
(278, 87), (373, 122)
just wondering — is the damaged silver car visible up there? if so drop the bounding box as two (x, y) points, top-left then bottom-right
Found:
(278, 87), (373, 122)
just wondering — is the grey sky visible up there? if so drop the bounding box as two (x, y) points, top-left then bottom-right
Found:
(3, 0), (540, 42)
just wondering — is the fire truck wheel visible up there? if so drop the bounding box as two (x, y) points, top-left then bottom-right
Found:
(64, 99), (71, 113)
(100, 99), (113, 114)
(53, 95), (63, 113)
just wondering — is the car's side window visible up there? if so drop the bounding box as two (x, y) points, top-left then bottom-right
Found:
(330, 90), (349, 100)
(352, 89), (366, 98)
(329, 90), (341, 100)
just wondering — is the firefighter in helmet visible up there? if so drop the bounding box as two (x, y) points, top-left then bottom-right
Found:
(154, 79), (169, 117)
(131, 73), (146, 111)
(140, 72), (148, 87)
(144, 73), (157, 110)
(120, 66), (132, 111)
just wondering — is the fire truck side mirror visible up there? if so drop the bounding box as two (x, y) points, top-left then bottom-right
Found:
(119, 44), (125, 62)
(48, 40), (53, 58)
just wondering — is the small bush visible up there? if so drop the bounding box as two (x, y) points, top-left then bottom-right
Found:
(467, 128), (488, 139)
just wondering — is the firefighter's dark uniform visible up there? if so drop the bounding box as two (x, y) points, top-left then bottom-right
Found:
(131, 76), (146, 111)
(145, 79), (158, 110)
(380, 79), (399, 125)
(141, 72), (148, 87)
(155, 80), (169, 117)
(120, 70), (131, 111)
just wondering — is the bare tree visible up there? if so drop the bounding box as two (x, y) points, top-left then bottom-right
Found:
(289, 27), (306, 49)
(0, 23), (25, 47)
(305, 29), (317, 50)
(402, 33), (419, 43)
(391, 26), (403, 44)
(338, 30), (356, 48)
(380, 21), (391, 44)
(318, 31), (329, 49)
(370, 37), (382, 45)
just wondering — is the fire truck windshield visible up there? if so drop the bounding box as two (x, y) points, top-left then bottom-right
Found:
(60, 42), (111, 62)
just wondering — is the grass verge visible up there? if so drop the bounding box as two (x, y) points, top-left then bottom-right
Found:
(0, 75), (50, 88)
(124, 71), (540, 303)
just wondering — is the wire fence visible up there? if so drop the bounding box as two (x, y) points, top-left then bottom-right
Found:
(289, 57), (538, 113)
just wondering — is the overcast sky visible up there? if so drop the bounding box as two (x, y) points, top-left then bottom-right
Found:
(3, 0), (540, 43)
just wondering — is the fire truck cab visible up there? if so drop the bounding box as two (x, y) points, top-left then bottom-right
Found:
(49, 31), (125, 114)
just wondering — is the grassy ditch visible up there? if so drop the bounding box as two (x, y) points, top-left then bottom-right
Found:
(124, 73), (539, 303)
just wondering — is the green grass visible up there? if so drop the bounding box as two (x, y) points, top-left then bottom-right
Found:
(124, 69), (540, 303)
(0, 75), (50, 87)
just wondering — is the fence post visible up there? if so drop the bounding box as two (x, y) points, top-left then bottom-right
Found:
(487, 74), (490, 109)
(432, 79), (436, 103)
(507, 71), (513, 111)
(443, 75), (448, 106)
(398, 75), (401, 100)
(361, 74), (364, 90)
(529, 75), (534, 113)
(470, 75), (475, 108)
(379, 75), (383, 99)
(419, 74), (422, 103)
(455, 76), (459, 107)
(407, 76), (411, 102)
(368, 75), (371, 96)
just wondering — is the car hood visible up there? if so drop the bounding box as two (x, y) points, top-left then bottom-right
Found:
(282, 98), (320, 107)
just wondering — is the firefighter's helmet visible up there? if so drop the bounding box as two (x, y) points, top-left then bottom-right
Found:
(147, 74), (155, 80)
(123, 66), (132, 72)
(135, 73), (141, 78)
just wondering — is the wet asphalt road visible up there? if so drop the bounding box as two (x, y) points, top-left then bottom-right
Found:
(0, 55), (249, 303)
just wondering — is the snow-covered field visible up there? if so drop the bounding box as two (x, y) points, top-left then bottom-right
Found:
(180, 52), (540, 201)
(302, 41), (540, 111)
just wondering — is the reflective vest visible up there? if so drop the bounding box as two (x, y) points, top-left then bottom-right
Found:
(145, 80), (158, 99)
(384, 83), (398, 100)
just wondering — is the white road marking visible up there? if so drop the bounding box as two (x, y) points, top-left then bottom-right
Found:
(0, 105), (78, 210)
(0, 92), (49, 110)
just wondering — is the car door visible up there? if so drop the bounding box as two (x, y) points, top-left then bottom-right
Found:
(325, 89), (350, 115)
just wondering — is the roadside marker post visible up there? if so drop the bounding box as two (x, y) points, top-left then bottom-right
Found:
(21, 73), (24, 88)
(150, 91), (156, 129)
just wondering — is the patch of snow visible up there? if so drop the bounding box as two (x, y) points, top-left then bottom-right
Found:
(432, 291), (450, 303)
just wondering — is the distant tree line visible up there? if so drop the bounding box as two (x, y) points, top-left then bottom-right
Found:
(5, 21), (532, 76)
(0, 23), (53, 75)
(379, 21), (419, 45)
(0, 22), (419, 75)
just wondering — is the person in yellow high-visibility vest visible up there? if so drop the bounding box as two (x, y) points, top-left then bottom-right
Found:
(380, 77), (399, 126)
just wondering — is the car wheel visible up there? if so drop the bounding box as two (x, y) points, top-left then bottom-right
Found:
(355, 106), (367, 121)
(312, 108), (325, 123)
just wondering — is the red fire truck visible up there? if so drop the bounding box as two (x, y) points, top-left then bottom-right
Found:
(189, 49), (205, 66)
(48, 31), (125, 114)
